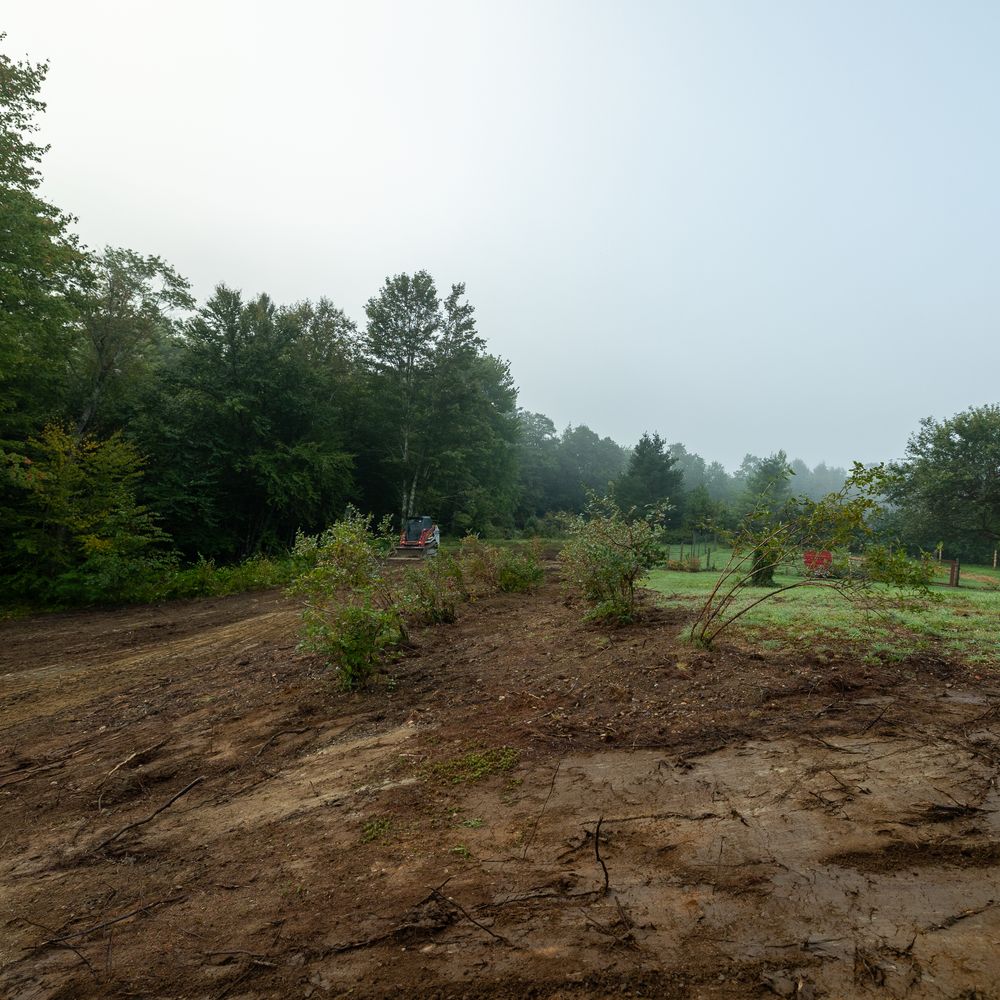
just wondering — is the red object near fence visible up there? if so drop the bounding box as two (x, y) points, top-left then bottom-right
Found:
(803, 549), (833, 576)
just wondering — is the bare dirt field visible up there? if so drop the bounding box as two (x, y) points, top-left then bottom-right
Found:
(2, 569), (999, 999)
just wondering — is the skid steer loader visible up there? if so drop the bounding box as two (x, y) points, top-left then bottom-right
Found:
(391, 516), (440, 560)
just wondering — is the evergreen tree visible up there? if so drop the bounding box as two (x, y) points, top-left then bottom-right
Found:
(615, 432), (683, 522)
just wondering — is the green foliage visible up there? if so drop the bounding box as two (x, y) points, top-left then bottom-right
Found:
(495, 542), (545, 593)
(513, 413), (628, 524)
(359, 273), (519, 532)
(861, 544), (935, 589)
(139, 286), (356, 559)
(426, 746), (520, 784)
(287, 512), (545, 689)
(0, 425), (174, 603)
(740, 451), (793, 515)
(457, 535), (544, 595)
(690, 464), (932, 646)
(889, 405), (1000, 562)
(615, 431), (683, 524)
(0, 37), (87, 447)
(406, 554), (465, 624)
(74, 246), (194, 435)
(559, 494), (664, 623)
(304, 602), (404, 691)
(152, 553), (297, 600)
(289, 508), (405, 690)
(360, 817), (393, 843)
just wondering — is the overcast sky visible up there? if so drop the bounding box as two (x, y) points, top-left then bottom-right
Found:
(6, 2), (999, 469)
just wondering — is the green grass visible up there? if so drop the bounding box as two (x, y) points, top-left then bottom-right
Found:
(645, 554), (1000, 663)
(425, 746), (521, 784)
(359, 816), (393, 843)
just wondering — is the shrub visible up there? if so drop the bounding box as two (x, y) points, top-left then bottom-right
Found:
(300, 600), (403, 691)
(288, 508), (406, 689)
(495, 542), (544, 593)
(456, 534), (501, 594)
(404, 554), (465, 624)
(151, 553), (298, 600)
(861, 544), (935, 588)
(665, 556), (703, 572)
(455, 536), (544, 596)
(288, 516), (545, 689)
(559, 495), (663, 623)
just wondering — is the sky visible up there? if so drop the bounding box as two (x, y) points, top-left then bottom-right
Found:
(5, 1), (999, 470)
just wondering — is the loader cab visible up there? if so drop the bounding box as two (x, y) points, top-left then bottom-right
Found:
(404, 516), (434, 542)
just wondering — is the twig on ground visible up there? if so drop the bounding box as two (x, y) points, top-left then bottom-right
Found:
(594, 817), (610, 895)
(252, 727), (310, 759)
(924, 899), (997, 932)
(431, 888), (513, 946)
(521, 756), (563, 860)
(17, 917), (99, 981)
(205, 950), (269, 959)
(96, 739), (169, 792)
(857, 703), (891, 735)
(92, 778), (205, 852)
(34, 896), (187, 947)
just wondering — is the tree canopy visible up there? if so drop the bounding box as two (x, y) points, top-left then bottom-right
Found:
(889, 405), (1000, 562)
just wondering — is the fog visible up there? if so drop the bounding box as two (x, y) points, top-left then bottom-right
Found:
(6, 1), (999, 467)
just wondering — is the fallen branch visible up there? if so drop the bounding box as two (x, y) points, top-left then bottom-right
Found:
(92, 778), (205, 852)
(584, 810), (720, 826)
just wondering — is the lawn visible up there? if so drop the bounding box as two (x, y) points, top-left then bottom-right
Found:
(645, 550), (1000, 663)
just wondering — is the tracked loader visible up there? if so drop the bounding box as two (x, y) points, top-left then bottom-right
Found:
(391, 516), (440, 560)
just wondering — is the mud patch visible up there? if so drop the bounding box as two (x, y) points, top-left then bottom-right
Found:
(829, 838), (1000, 871)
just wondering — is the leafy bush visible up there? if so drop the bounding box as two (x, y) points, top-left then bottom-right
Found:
(300, 601), (403, 691)
(861, 544), (935, 589)
(457, 535), (543, 596)
(288, 508), (407, 689)
(405, 554), (465, 624)
(664, 556), (703, 572)
(495, 542), (545, 593)
(456, 534), (501, 594)
(559, 495), (663, 623)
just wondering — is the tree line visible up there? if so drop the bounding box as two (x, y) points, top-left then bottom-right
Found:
(3, 41), (998, 603)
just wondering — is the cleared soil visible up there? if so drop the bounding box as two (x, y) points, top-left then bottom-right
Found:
(2, 570), (999, 999)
